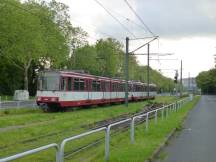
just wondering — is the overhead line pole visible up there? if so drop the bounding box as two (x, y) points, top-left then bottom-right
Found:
(125, 37), (129, 107)
(180, 60), (183, 97)
(124, 36), (160, 106)
(147, 44), (150, 98)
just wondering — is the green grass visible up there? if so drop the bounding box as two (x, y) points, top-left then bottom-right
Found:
(0, 96), (179, 161)
(65, 96), (200, 162)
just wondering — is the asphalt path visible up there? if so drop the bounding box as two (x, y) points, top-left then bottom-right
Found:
(156, 95), (216, 162)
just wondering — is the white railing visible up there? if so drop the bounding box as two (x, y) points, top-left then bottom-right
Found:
(0, 100), (37, 109)
(0, 143), (59, 162)
(0, 97), (191, 162)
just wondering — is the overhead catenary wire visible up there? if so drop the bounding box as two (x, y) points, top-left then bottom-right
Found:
(124, 0), (156, 37)
(2, 0), (125, 43)
(70, 19), (125, 41)
(93, 0), (137, 39)
(104, 7), (148, 34)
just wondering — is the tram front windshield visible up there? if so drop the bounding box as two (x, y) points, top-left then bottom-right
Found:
(38, 72), (60, 91)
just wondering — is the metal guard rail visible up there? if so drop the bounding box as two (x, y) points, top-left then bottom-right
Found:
(0, 97), (191, 162)
(0, 143), (59, 162)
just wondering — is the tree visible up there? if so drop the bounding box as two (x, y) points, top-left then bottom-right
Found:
(0, 56), (23, 95)
(0, 0), (90, 92)
(69, 45), (100, 75)
(95, 38), (123, 77)
(196, 69), (216, 94)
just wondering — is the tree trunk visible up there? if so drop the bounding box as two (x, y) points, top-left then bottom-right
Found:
(24, 66), (28, 90)
(23, 58), (32, 91)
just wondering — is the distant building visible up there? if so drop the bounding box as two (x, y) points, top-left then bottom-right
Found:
(182, 77), (199, 93)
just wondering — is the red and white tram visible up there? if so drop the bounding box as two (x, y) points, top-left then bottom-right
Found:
(36, 70), (157, 111)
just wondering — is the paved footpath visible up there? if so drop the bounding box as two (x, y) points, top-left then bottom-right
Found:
(156, 95), (216, 162)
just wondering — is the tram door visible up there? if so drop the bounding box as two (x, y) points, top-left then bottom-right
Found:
(115, 83), (118, 99)
(104, 81), (110, 101)
(87, 79), (92, 100)
(101, 81), (105, 100)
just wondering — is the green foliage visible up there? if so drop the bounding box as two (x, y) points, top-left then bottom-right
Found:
(0, 96), (177, 161)
(0, 0), (87, 94)
(67, 38), (125, 77)
(0, 0), (174, 95)
(70, 45), (101, 75)
(67, 37), (174, 92)
(196, 68), (216, 94)
(0, 56), (23, 95)
(132, 66), (175, 92)
(95, 38), (122, 77)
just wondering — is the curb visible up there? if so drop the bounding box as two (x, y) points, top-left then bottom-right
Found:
(144, 128), (177, 162)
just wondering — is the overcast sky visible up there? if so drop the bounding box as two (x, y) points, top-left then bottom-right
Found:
(56, 0), (216, 78)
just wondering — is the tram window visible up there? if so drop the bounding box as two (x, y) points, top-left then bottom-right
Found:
(61, 78), (67, 91)
(38, 77), (43, 90)
(80, 79), (85, 91)
(42, 77), (47, 90)
(96, 81), (101, 91)
(92, 80), (97, 91)
(86, 80), (91, 91)
(68, 78), (72, 91)
(112, 83), (115, 91)
(74, 78), (79, 91)
(101, 81), (105, 91)
(117, 83), (120, 92)
(119, 84), (122, 91)
(118, 83), (121, 92)
(105, 82), (110, 92)
(144, 85), (147, 91)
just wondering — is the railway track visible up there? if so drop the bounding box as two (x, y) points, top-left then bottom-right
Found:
(0, 103), (163, 155)
(64, 103), (163, 160)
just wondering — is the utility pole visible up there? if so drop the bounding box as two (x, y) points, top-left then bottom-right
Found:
(124, 36), (159, 106)
(147, 43), (150, 98)
(188, 72), (190, 92)
(174, 70), (178, 96)
(180, 60), (183, 96)
(125, 37), (129, 107)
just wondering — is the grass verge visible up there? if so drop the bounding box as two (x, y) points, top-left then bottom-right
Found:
(68, 96), (200, 162)
(0, 96), (178, 161)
